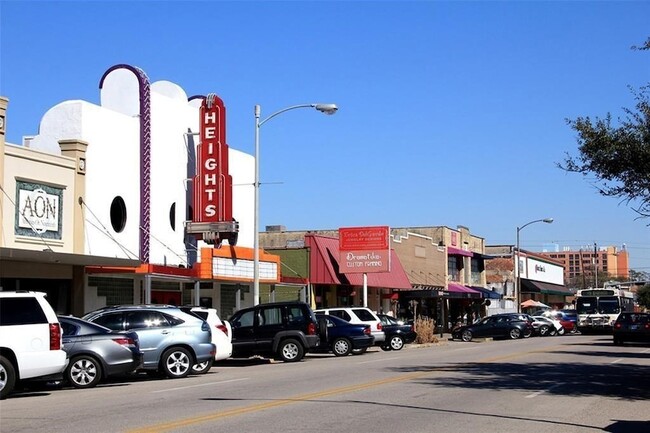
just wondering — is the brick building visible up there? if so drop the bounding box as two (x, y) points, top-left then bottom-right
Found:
(538, 245), (629, 288)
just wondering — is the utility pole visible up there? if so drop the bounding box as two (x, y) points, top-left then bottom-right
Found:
(594, 242), (598, 288)
(580, 249), (586, 289)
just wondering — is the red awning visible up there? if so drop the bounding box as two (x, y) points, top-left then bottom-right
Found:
(305, 234), (412, 290)
(447, 246), (473, 257)
(448, 283), (481, 294)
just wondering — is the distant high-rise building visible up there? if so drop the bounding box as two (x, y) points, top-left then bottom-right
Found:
(538, 245), (629, 288)
(542, 243), (560, 253)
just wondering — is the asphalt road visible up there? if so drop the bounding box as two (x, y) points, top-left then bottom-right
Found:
(2, 334), (649, 433)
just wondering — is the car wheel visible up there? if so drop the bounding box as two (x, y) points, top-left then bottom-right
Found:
(161, 347), (192, 378)
(523, 327), (532, 338)
(0, 355), (16, 400)
(352, 347), (368, 355)
(67, 355), (103, 389)
(278, 339), (304, 362)
(332, 338), (352, 357)
(380, 345), (392, 351)
(461, 330), (473, 342)
(538, 325), (550, 336)
(191, 360), (213, 375)
(389, 335), (405, 351)
(509, 328), (522, 339)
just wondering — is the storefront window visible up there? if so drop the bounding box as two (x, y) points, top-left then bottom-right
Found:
(448, 256), (459, 281)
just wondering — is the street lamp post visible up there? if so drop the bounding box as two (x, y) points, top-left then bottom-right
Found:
(515, 217), (553, 313)
(253, 103), (338, 305)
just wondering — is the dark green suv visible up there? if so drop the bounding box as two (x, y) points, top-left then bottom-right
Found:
(228, 302), (322, 362)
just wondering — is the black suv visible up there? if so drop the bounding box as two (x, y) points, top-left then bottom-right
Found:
(613, 313), (650, 345)
(228, 302), (322, 362)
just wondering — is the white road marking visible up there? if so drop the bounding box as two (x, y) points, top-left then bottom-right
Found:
(152, 377), (249, 393)
(611, 358), (623, 364)
(642, 348), (650, 353)
(525, 384), (561, 398)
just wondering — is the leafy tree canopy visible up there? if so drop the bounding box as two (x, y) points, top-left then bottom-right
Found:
(560, 38), (650, 220)
(637, 284), (650, 310)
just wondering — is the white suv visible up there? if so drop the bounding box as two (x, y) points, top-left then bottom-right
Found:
(314, 307), (385, 345)
(185, 307), (232, 373)
(0, 291), (68, 399)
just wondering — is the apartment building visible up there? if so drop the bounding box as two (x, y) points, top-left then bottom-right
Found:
(539, 245), (629, 287)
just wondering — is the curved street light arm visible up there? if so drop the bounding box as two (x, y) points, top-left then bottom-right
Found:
(258, 103), (337, 127)
(258, 104), (315, 127)
(515, 217), (553, 313)
(253, 102), (337, 306)
(518, 217), (554, 233)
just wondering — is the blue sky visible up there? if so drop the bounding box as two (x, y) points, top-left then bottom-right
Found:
(1, 1), (649, 273)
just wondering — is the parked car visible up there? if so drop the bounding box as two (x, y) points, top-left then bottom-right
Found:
(82, 305), (215, 379)
(228, 301), (323, 362)
(180, 307), (232, 374)
(613, 312), (650, 345)
(560, 309), (579, 332)
(0, 291), (68, 399)
(541, 310), (576, 333)
(313, 314), (374, 356)
(314, 307), (385, 348)
(451, 313), (534, 342)
(377, 314), (417, 351)
(58, 316), (143, 388)
(530, 315), (564, 336)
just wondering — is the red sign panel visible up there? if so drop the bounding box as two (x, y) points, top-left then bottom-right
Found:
(339, 226), (389, 250)
(339, 226), (390, 273)
(193, 95), (233, 224)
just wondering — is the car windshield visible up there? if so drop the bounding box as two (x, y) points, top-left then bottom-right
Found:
(478, 317), (492, 325)
(381, 315), (399, 326)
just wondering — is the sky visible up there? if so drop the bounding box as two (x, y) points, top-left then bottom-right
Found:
(1, 1), (649, 273)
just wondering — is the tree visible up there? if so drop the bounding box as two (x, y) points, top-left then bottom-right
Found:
(559, 38), (650, 220)
(637, 284), (650, 310)
(630, 269), (650, 282)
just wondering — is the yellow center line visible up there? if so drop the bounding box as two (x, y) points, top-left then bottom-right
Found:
(127, 344), (565, 433)
(127, 371), (428, 433)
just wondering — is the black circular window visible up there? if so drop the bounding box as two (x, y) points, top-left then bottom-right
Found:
(169, 203), (176, 230)
(110, 196), (127, 233)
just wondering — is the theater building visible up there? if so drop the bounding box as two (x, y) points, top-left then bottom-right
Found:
(1, 65), (280, 317)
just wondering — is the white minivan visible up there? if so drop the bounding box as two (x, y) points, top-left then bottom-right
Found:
(314, 307), (385, 346)
(0, 291), (68, 399)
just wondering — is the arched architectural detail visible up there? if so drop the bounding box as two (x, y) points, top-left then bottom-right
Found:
(99, 64), (152, 262)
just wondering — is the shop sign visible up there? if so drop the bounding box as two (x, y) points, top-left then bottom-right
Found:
(339, 226), (390, 273)
(194, 95), (233, 224)
(526, 256), (564, 285)
(15, 181), (63, 239)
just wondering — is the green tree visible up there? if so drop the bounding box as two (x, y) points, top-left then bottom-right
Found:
(637, 284), (650, 310)
(630, 269), (650, 282)
(560, 38), (650, 219)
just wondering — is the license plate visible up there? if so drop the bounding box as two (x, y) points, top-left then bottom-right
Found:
(630, 325), (639, 330)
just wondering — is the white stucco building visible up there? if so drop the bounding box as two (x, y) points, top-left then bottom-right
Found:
(1, 64), (280, 316)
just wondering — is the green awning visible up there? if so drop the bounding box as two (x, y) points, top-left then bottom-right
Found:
(521, 279), (572, 296)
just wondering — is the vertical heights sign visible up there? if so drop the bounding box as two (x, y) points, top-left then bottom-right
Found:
(186, 93), (238, 246)
(339, 226), (390, 273)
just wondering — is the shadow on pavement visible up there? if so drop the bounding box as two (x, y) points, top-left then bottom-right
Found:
(386, 360), (650, 400)
(604, 420), (650, 433)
